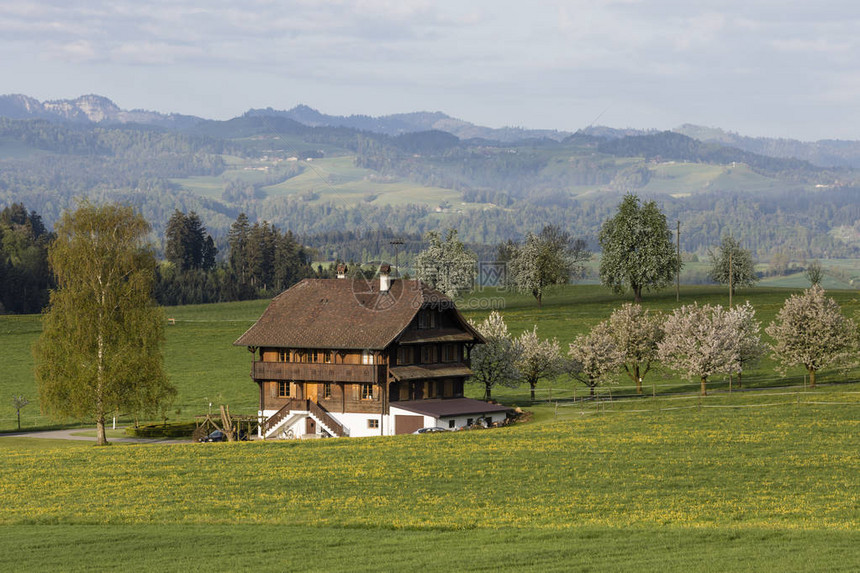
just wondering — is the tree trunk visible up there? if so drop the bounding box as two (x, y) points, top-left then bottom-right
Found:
(96, 414), (108, 446)
(16, 410), (21, 431)
(590, 384), (595, 397)
(809, 368), (816, 388)
(634, 364), (642, 394)
(484, 383), (492, 401)
(700, 376), (707, 396)
(737, 371), (743, 389)
(220, 404), (236, 441)
(530, 382), (536, 401)
(535, 291), (542, 309)
(633, 284), (642, 303)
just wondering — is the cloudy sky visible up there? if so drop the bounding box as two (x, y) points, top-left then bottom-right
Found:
(2, 1), (859, 140)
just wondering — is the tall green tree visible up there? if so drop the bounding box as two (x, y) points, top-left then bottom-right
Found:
(709, 235), (758, 296)
(414, 229), (477, 299)
(164, 210), (213, 271)
(34, 202), (175, 446)
(599, 193), (681, 303)
(506, 225), (590, 308)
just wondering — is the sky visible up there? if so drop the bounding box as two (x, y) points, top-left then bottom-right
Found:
(1, 1), (859, 141)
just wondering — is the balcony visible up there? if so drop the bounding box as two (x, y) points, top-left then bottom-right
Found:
(252, 361), (385, 383)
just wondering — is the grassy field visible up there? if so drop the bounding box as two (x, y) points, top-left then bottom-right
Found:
(3, 284), (860, 429)
(0, 384), (857, 570)
(1, 285), (858, 570)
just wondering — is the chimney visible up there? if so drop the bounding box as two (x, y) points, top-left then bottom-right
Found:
(379, 263), (391, 292)
(336, 264), (347, 279)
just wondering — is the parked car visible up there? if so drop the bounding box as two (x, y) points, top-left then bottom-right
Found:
(200, 430), (226, 442)
(413, 427), (448, 434)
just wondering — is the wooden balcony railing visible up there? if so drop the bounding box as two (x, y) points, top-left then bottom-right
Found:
(252, 361), (385, 383)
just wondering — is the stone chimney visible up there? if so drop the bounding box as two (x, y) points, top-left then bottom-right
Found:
(379, 263), (391, 292)
(336, 264), (347, 279)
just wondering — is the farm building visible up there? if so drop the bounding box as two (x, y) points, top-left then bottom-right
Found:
(234, 266), (510, 438)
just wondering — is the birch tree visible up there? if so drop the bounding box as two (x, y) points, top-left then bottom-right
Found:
(658, 303), (739, 396)
(415, 229), (477, 299)
(765, 286), (857, 388)
(515, 326), (563, 401)
(469, 311), (521, 400)
(34, 202), (175, 445)
(567, 322), (624, 397)
(604, 303), (663, 394)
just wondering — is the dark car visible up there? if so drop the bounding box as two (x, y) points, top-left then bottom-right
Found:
(200, 430), (226, 442)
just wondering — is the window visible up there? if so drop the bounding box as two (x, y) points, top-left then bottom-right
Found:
(278, 350), (288, 362)
(421, 345), (436, 364)
(277, 381), (290, 398)
(367, 419), (379, 429)
(361, 383), (373, 400)
(362, 351), (374, 365)
(418, 309), (437, 329)
(442, 344), (456, 363)
(323, 383), (332, 399)
(324, 352), (332, 364)
(466, 418), (474, 426)
(448, 419), (456, 429)
(310, 350), (320, 363)
(397, 346), (413, 365)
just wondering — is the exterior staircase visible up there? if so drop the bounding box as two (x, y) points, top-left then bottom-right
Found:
(261, 399), (348, 439)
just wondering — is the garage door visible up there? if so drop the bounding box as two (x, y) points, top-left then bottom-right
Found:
(394, 415), (424, 435)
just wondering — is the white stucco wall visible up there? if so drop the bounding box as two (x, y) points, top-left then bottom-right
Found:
(261, 407), (508, 438)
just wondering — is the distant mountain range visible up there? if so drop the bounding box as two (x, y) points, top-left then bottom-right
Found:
(0, 94), (202, 129)
(4, 93), (860, 167)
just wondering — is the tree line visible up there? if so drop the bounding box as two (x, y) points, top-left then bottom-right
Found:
(0, 204), (315, 311)
(470, 286), (857, 401)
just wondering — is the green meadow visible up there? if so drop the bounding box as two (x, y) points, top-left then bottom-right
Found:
(3, 284), (860, 429)
(0, 285), (858, 571)
(0, 385), (857, 571)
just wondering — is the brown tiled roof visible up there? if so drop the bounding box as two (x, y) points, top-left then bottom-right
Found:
(234, 278), (480, 350)
(390, 398), (511, 417)
(389, 364), (473, 381)
(397, 329), (477, 344)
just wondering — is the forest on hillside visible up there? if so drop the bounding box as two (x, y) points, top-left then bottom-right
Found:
(0, 116), (858, 265)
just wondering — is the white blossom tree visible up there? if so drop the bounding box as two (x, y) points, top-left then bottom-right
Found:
(469, 311), (522, 400)
(765, 286), (857, 388)
(414, 229), (477, 299)
(567, 322), (624, 397)
(604, 303), (664, 394)
(658, 303), (739, 396)
(726, 301), (766, 388)
(515, 327), (563, 401)
(506, 225), (590, 308)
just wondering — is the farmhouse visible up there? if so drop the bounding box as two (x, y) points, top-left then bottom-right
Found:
(234, 266), (510, 438)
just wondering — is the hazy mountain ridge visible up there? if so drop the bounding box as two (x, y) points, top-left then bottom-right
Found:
(673, 124), (860, 169)
(0, 94), (203, 129)
(5, 93), (860, 167)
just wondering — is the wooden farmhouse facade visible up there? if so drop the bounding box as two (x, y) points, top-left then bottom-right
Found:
(234, 269), (510, 438)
